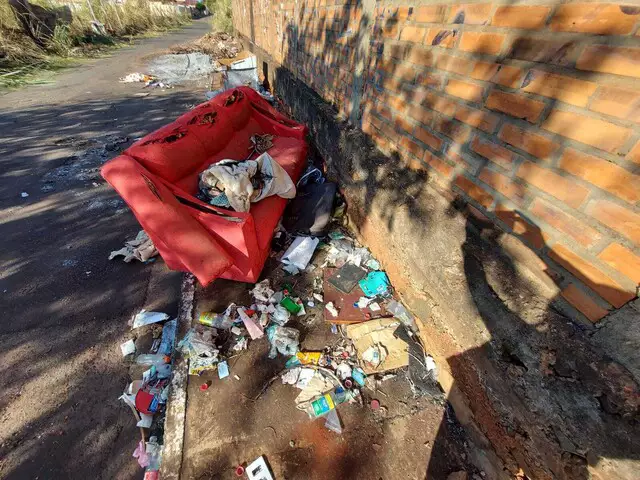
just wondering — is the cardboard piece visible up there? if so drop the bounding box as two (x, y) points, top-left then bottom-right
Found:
(346, 318), (409, 374)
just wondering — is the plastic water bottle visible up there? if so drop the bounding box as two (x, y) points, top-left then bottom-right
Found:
(135, 353), (170, 366)
(305, 387), (348, 418)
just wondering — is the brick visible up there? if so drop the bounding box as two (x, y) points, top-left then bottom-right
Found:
(517, 161), (589, 209)
(479, 169), (527, 205)
(454, 105), (499, 133)
(407, 47), (436, 67)
(508, 38), (577, 67)
(416, 70), (445, 88)
(470, 62), (523, 88)
(448, 3), (492, 25)
(577, 46), (640, 78)
(561, 284), (609, 323)
(425, 29), (457, 48)
(426, 152), (454, 177)
(530, 198), (602, 248)
(428, 94), (457, 117)
(445, 79), (484, 103)
(495, 204), (546, 249)
(586, 199), (640, 244)
(400, 136), (426, 159)
(435, 53), (469, 75)
(499, 124), (560, 159)
(400, 25), (427, 43)
(469, 61), (499, 81)
(394, 115), (414, 135)
(542, 110), (632, 153)
(471, 136), (515, 170)
(459, 32), (506, 55)
(599, 243), (640, 284)
(559, 148), (639, 204)
(627, 141), (640, 165)
(415, 126), (443, 151)
(589, 86), (640, 123)
(549, 243), (635, 308)
(409, 104), (436, 126)
(454, 175), (494, 207)
(492, 5), (552, 30)
(415, 5), (447, 23)
(550, 3), (639, 35)
(486, 90), (546, 123)
(434, 118), (470, 143)
(522, 70), (597, 108)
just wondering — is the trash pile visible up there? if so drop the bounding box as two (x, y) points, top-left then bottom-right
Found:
(178, 165), (440, 439)
(119, 72), (172, 89)
(119, 310), (178, 479)
(169, 32), (242, 59)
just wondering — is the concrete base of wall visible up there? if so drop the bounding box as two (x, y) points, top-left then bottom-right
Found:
(240, 36), (640, 480)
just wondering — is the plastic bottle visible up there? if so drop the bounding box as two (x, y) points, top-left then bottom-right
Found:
(305, 387), (348, 418)
(135, 353), (170, 366)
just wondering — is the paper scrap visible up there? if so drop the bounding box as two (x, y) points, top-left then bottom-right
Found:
(120, 339), (136, 356)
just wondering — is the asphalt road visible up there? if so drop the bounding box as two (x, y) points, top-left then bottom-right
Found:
(0, 19), (212, 480)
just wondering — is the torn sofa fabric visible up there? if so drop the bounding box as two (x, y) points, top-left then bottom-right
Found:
(101, 87), (308, 285)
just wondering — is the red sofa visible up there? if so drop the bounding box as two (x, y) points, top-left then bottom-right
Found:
(101, 87), (309, 285)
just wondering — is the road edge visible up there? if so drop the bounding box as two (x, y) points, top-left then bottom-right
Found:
(160, 273), (195, 479)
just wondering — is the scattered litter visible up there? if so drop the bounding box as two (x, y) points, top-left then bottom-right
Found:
(266, 325), (300, 358)
(133, 440), (150, 468)
(246, 455), (274, 480)
(238, 307), (264, 339)
(386, 300), (415, 329)
(347, 318), (409, 374)
(132, 310), (170, 329)
(325, 302), (339, 317)
(359, 271), (391, 298)
(281, 236), (320, 271)
(369, 302), (381, 312)
(328, 263), (367, 294)
(158, 319), (177, 355)
(20, 192), (29, 198)
(234, 374), (241, 380)
(199, 303), (236, 329)
(324, 408), (343, 434)
(218, 361), (230, 379)
(110, 230), (158, 263)
(120, 72), (155, 83)
(120, 339), (136, 357)
(200, 381), (211, 391)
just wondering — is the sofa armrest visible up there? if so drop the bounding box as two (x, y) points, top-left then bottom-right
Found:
(101, 154), (233, 285)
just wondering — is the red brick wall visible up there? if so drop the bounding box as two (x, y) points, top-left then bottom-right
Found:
(234, 1), (640, 323)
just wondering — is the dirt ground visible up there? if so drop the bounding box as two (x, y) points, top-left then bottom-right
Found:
(0, 19), (214, 480)
(180, 254), (478, 480)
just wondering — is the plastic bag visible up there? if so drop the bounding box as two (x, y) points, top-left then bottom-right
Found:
(266, 325), (300, 358)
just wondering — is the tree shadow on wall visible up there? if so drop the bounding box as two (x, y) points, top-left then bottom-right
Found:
(261, 0), (640, 478)
(424, 195), (640, 479)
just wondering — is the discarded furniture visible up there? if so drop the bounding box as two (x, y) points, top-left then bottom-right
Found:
(102, 87), (308, 285)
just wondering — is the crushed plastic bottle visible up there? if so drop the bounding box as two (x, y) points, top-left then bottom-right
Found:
(135, 353), (170, 366)
(305, 386), (349, 418)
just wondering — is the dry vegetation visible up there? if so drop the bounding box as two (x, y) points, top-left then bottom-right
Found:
(0, 0), (191, 88)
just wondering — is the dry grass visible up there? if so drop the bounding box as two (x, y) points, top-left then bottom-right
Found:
(0, 0), (191, 88)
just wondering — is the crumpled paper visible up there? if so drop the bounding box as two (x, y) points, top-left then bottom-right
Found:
(109, 230), (158, 263)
